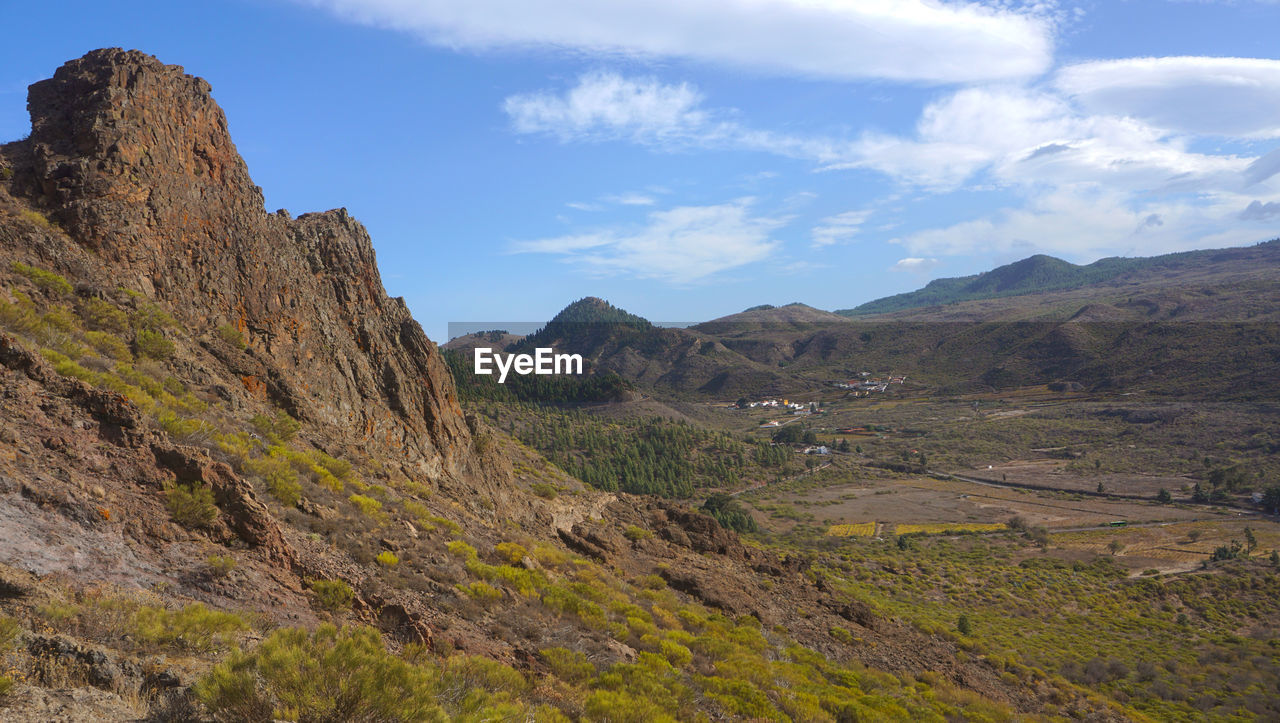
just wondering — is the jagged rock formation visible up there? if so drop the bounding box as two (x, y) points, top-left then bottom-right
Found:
(7, 48), (475, 482)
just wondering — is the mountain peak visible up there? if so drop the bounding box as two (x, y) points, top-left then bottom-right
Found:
(6, 49), (480, 480)
(548, 297), (651, 327)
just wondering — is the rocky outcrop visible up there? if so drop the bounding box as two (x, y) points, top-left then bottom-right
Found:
(11, 48), (477, 482)
(151, 444), (297, 567)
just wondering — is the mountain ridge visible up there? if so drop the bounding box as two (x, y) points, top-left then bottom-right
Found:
(836, 241), (1280, 317)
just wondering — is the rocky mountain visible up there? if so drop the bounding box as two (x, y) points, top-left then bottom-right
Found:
(0, 49), (1113, 721)
(6, 48), (479, 485)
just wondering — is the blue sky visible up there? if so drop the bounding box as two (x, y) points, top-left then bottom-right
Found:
(3, 1), (1279, 339)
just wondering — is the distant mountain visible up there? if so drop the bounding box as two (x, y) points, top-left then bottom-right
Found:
(697, 302), (849, 330)
(837, 242), (1280, 317)
(515, 298), (804, 397)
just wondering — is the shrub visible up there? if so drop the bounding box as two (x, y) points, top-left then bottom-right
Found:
(957, 615), (973, 636)
(349, 494), (384, 520)
(41, 304), (77, 332)
(310, 579), (355, 611)
(0, 289), (42, 333)
(130, 302), (176, 331)
(84, 331), (131, 360)
(541, 647), (595, 684)
(246, 452), (302, 506)
(11, 261), (70, 294)
(216, 324), (246, 348)
(830, 626), (855, 644)
(17, 210), (55, 231)
(157, 409), (213, 443)
(316, 453), (353, 480)
(251, 410), (301, 444)
(623, 525), (652, 541)
(530, 482), (558, 499)
(79, 297), (129, 332)
(134, 603), (248, 653)
(459, 581), (503, 602)
(376, 551), (399, 568)
(193, 625), (445, 722)
(206, 555), (237, 578)
(0, 616), (19, 649)
(165, 481), (219, 529)
(0, 675), (11, 700)
(657, 638), (692, 667)
(495, 542), (526, 564)
(447, 541), (477, 559)
(135, 328), (174, 360)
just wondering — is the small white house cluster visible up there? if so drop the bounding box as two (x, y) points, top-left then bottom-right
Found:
(745, 399), (809, 410)
(833, 374), (906, 394)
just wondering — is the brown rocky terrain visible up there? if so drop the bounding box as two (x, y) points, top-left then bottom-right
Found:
(0, 49), (1127, 720)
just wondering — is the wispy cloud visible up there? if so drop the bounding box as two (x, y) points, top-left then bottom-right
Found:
(505, 72), (707, 143)
(604, 192), (657, 206)
(811, 210), (872, 247)
(891, 257), (939, 273)
(297, 0), (1053, 83)
(509, 199), (784, 282)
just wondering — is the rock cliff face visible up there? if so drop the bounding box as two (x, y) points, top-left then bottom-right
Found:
(10, 48), (475, 480)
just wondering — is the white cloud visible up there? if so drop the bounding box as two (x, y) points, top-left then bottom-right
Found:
(835, 85), (1249, 191)
(509, 199), (784, 282)
(504, 72), (859, 163)
(505, 72), (706, 142)
(605, 192), (657, 206)
(566, 201), (602, 211)
(1056, 57), (1280, 138)
(891, 257), (939, 272)
(892, 187), (1271, 259)
(811, 210), (872, 247)
(510, 75), (1254, 197)
(299, 0), (1053, 83)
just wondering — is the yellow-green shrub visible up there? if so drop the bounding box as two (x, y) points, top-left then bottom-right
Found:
(193, 625), (446, 722)
(251, 410), (301, 444)
(133, 603), (247, 653)
(495, 542), (526, 564)
(349, 494), (384, 521)
(157, 408), (213, 443)
(42, 304), (77, 332)
(459, 581), (503, 602)
(206, 555), (236, 578)
(216, 324), (246, 348)
(85, 330), (131, 360)
(309, 579), (355, 611)
(11, 261), (71, 294)
(79, 297), (129, 332)
(165, 481), (219, 529)
(135, 328), (174, 360)
(541, 647), (595, 684)
(447, 540), (477, 559)
(376, 551), (399, 567)
(245, 450), (302, 506)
